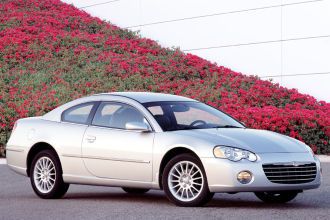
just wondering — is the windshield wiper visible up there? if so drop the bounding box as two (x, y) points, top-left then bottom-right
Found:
(213, 125), (243, 128)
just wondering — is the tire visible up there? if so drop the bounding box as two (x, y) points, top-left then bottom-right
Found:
(30, 149), (69, 199)
(254, 191), (299, 203)
(162, 153), (214, 207)
(122, 187), (150, 194)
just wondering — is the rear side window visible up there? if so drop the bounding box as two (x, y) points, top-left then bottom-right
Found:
(62, 103), (94, 124)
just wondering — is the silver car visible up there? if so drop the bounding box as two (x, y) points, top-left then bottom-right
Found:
(6, 92), (321, 206)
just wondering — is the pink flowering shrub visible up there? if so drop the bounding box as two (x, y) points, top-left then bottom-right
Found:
(0, 0), (329, 154)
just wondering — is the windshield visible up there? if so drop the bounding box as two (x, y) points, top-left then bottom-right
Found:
(143, 101), (244, 131)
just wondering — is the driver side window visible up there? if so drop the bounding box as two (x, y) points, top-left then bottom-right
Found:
(92, 102), (148, 129)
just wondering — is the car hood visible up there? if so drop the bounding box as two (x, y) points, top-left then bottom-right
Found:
(175, 128), (308, 153)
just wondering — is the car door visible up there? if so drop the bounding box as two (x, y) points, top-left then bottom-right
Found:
(82, 101), (154, 182)
(59, 102), (97, 158)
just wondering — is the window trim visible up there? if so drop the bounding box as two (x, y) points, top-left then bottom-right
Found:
(90, 101), (154, 131)
(61, 101), (100, 125)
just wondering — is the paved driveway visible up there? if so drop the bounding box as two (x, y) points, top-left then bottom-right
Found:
(0, 163), (329, 220)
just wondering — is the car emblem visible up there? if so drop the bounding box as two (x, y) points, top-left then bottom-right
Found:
(292, 161), (299, 167)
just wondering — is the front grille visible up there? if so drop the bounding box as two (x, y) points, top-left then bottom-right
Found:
(263, 162), (317, 184)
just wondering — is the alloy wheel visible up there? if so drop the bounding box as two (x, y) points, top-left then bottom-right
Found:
(33, 156), (56, 194)
(168, 161), (204, 202)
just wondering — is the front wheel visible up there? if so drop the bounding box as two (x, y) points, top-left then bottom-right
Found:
(30, 150), (69, 199)
(162, 154), (214, 207)
(254, 191), (299, 203)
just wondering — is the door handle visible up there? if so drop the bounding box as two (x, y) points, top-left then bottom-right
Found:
(86, 135), (96, 143)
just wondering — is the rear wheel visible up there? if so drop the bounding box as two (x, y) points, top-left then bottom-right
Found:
(30, 150), (69, 199)
(254, 191), (299, 203)
(162, 154), (214, 207)
(122, 187), (150, 194)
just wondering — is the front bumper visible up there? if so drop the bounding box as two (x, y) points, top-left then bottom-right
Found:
(201, 152), (321, 193)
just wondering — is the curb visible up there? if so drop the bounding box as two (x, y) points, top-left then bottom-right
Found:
(316, 155), (330, 163)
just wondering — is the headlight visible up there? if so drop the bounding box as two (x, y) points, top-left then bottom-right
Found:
(213, 146), (257, 162)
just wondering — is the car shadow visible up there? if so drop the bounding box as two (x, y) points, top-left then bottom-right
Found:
(208, 198), (316, 209)
(63, 190), (326, 209)
(64, 191), (170, 205)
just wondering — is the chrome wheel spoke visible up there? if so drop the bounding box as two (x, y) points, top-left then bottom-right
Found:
(179, 163), (184, 173)
(174, 167), (181, 175)
(180, 188), (184, 198)
(188, 166), (194, 175)
(36, 165), (42, 172)
(42, 158), (46, 169)
(192, 182), (202, 186)
(36, 162), (42, 171)
(170, 173), (180, 179)
(191, 185), (199, 192)
(188, 188), (195, 197)
(191, 170), (199, 178)
(46, 182), (50, 190)
(175, 186), (182, 195)
(192, 176), (202, 181)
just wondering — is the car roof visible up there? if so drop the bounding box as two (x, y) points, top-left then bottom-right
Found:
(43, 92), (197, 123)
(93, 92), (196, 103)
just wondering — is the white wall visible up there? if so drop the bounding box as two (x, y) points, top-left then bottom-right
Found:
(63, 0), (330, 102)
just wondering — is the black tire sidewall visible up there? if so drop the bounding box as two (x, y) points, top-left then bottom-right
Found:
(162, 154), (213, 207)
(30, 149), (67, 199)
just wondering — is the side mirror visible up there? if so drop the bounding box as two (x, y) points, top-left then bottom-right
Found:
(125, 122), (151, 132)
(240, 121), (246, 127)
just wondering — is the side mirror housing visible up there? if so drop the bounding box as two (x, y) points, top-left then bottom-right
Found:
(125, 122), (151, 132)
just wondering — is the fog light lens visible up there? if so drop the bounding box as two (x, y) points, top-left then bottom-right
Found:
(237, 171), (252, 184)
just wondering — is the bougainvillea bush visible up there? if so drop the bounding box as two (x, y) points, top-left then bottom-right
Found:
(0, 0), (329, 156)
